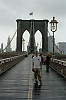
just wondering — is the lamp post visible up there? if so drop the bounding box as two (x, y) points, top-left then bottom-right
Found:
(22, 38), (25, 51)
(50, 17), (58, 56)
(37, 43), (39, 51)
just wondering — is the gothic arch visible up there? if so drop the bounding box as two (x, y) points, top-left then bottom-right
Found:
(23, 30), (30, 51)
(35, 30), (42, 50)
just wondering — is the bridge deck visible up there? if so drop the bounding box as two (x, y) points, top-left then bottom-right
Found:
(0, 55), (66, 100)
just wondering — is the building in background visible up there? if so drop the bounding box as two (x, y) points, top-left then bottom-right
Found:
(48, 36), (58, 53)
(39, 48), (42, 53)
(1, 43), (3, 53)
(58, 42), (66, 54)
(6, 36), (12, 52)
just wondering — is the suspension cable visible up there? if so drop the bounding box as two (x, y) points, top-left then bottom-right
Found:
(3, 30), (17, 52)
(3, 21), (21, 52)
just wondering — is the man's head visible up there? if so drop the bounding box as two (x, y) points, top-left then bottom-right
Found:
(35, 50), (38, 57)
(47, 53), (50, 56)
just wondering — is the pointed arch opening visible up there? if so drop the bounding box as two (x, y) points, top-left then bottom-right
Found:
(35, 30), (42, 52)
(22, 30), (30, 51)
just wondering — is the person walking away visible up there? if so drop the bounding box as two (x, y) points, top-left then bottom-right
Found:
(32, 51), (42, 86)
(40, 53), (44, 65)
(46, 53), (50, 72)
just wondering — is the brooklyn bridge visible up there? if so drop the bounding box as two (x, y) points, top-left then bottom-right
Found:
(0, 19), (66, 100)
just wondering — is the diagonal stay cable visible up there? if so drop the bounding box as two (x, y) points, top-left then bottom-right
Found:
(3, 21), (20, 52)
(45, 24), (61, 53)
(3, 30), (17, 52)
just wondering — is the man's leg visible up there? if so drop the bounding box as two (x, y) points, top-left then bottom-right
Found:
(46, 65), (49, 72)
(34, 69), (38, 84)
(47, 64), (49, 72)
(38, 69), (42, 85)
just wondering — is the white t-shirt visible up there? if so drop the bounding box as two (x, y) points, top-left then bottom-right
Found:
(33, 56), (41, 68)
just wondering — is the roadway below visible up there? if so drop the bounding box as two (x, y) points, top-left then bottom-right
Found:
(0, 55), (66, 100)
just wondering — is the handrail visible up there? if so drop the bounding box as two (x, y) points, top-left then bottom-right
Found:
(0, 54), (26, 64)
(0, 53), (27, 75)
(51, 58), (66, 67)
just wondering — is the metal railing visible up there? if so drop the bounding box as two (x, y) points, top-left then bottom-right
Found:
(0, 54), (26, 64)
(50, 58), (66, 78)
(51, 58), (66, 66)
(0, 53), (27, 74)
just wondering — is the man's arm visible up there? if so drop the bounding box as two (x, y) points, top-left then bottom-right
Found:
(32, 62), (34, 68)
(40, 62), (42, 71)
(40, 56), (42, 70)
(32, 62), (34, 71)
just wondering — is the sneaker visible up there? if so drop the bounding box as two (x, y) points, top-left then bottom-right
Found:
(36, 81), (38, 84)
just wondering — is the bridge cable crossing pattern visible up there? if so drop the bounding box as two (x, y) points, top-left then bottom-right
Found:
(3, 22), (20, 52)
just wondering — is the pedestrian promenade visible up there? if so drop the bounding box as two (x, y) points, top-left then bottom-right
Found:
(0, 55), (66, 100)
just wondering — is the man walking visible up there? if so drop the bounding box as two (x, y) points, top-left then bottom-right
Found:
(46, 53), (50, 72)
(32, 51), (42, 86)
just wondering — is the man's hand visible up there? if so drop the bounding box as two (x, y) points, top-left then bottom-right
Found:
(40, 62), (42, 71)
(32, 62), (34, 72)
(32, 68), (34, 72)
(40, 67), (42, 71)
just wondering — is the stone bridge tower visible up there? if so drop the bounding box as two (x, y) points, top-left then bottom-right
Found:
(16, 19), (49, 53)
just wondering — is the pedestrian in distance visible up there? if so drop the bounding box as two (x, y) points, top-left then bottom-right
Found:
(32, 51), (42, 86)
(39, 53), (44, 65)
(32, 51), (35, 58)
(46, 53), (50, 72)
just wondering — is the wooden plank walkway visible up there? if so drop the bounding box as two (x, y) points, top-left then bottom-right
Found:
(0, 55), (66, 100)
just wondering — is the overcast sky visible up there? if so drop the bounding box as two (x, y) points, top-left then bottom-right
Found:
(0, 0), (66, 51)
